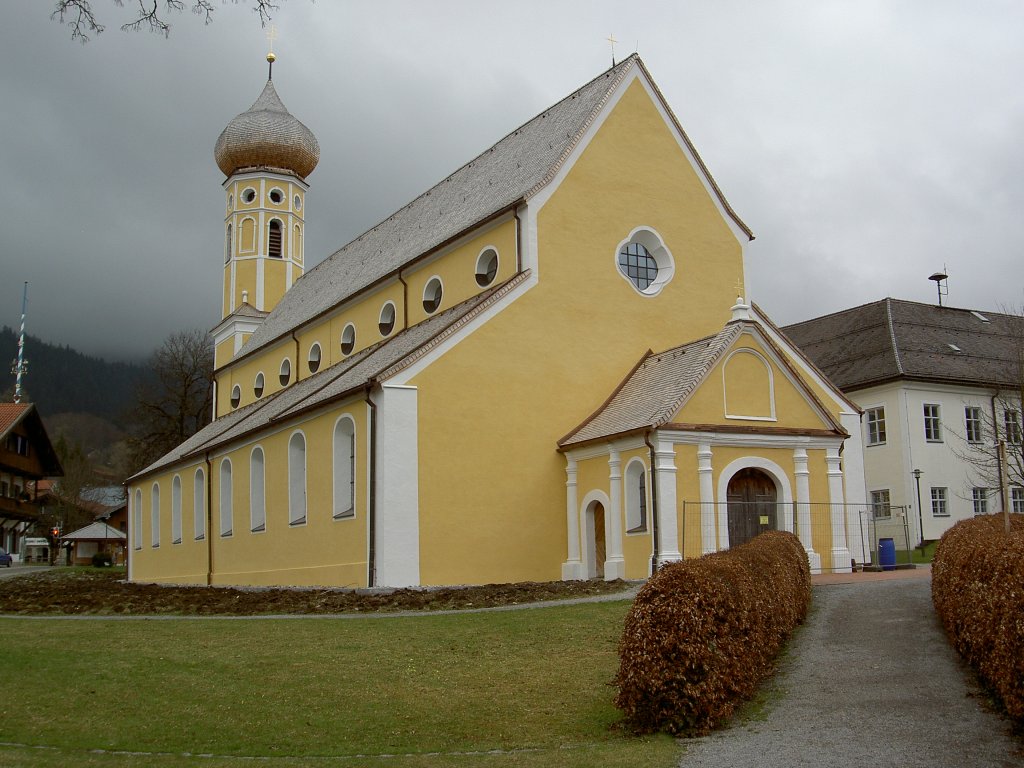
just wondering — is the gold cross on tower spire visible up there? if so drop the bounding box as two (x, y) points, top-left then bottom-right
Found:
(607, 34), (618, 67)
(266, 24), (278, 79)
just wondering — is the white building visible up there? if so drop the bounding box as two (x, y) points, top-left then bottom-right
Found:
(784, 298), (1023, 547)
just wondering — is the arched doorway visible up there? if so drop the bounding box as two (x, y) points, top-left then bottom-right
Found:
(727, 468), (778, 548)
(585, 501), (607, 579)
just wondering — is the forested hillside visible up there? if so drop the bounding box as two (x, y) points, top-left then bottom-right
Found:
(0, 325), (144, 422)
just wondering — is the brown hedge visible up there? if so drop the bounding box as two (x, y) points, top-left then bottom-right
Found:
(931, 514), (1024, 720)
(613, 531), (810, 735)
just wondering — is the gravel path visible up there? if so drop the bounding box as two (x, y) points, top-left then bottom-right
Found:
(679, 578), (1023, 767)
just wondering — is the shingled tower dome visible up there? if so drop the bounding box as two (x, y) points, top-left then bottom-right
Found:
(214, 76), (319, 179)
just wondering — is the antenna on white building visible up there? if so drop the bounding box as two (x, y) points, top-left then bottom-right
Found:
(928, 268), (948, 307)
(11, 282), (28, 403)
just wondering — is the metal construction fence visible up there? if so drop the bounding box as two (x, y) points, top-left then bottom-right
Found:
(678, 500), (913, 572)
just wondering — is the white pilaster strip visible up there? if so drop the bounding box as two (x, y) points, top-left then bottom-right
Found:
(827, 447), (853, 573)
(655, 438), (682, 564)
(561, 458), (585, 580)
(374, 384), (420, 587)
(698, 442), (715, 554)
(256, 258), (265, 310)
(605, 449), (626, 579)
(793, 448), (822, 574)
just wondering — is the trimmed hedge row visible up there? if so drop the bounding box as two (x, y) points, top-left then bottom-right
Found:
(932, 514), (1024, 720)
(613, 531), (810, 735)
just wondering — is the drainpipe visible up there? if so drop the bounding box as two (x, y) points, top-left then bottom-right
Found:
(366, 386), (378, 587)
(514, 208), (524, 273)
(398, 271), (409, 332)
(291, 332), (300, 382)
(644, 430), (660, 575)
(205, 452), (214, 586)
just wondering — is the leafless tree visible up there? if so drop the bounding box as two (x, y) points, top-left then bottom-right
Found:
(126, 328), (213, 474)
(52, 0), (281, 42)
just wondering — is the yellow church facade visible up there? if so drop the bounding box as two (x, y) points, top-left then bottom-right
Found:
(127, 55), (866, 588)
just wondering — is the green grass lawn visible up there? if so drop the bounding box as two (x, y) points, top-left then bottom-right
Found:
(0, 601), (678, 767)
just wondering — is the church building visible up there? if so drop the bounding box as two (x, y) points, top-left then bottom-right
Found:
(127, 54), (866, 587)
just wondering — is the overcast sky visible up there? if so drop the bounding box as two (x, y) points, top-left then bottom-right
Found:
(2, 0), (1022, 361)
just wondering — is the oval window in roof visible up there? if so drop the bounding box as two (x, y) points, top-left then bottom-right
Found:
(379, 302), (396, 337)
(341, 323), (356, 356)
(422, 277), (443, 314)
(476, 248), (498, 287)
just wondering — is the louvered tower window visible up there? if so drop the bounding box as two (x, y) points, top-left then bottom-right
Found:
(268, 219), (283, 258)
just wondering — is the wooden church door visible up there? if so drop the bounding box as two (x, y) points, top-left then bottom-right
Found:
(592, 502), (606, 579)
(727, 468), (778, 548)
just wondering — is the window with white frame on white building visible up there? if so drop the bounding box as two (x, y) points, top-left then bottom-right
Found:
(924, 404), (942, 442)
(931, 487), (948, 516)
(870, 489), (891, 518)
(964, 407), (983, 444)
(866, 407), (886, 446)
(1012, 487), (1024, 514)
(972, 487), (988, 515)
(1004, 409), (1022, 444)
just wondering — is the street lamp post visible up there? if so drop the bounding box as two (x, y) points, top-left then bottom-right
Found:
(913, 469), (925, 553)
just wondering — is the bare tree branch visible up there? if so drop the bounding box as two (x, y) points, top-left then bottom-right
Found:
(53, 0), (283, 41)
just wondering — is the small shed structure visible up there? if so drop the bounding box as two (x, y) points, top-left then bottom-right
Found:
(61, 521), (127, 566)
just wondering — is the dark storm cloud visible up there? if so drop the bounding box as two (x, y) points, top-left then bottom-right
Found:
(1, 0), (1021, 361)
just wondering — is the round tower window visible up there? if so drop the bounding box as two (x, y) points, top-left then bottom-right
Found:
(254, 372), (265, 398)
(269, 188), (284, 204)
(475, 248), (498, 287)
(379, 302), (396, 337)
(340, 324), (356, 356)
(279, 358), (291, 386)
(308, 343), (322, 374)
(294, 195), (302, 211)
(422, 277), (443, 314)
(230, 385), (241, 410)
(241, 188), (256, 204)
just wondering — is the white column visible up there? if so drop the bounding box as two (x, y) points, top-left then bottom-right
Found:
(374, 385), (420, 587)
(698, 443), (716, 554)
(793, 448), (822, 574)
(655, 438), (682, 565)
(561, 458), (585, 580)
(605, 449), (626, 580)
(827, 447), (853, 573)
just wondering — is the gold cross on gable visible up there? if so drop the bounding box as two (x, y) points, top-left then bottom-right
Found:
(266, 24), (278, 55)
(607, 34), (618, 66)
(734, 278), (746, 301)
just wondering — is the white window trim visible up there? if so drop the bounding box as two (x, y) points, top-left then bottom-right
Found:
(193, 468), (206, 541)
(340, 323), (356, 356)
(308, 342), (323, 374)
(379, 301), (397, 337)
(171, 475), (182, 545)
(865, 406), (886, 446)
(475, 246), (499, 287)
(722, 348), (777, 421)
(623, 457), (649, 534)
(219, 458), (233, 537)
(288, 431), (308, 526)
(333, 416), (356, 520)
(250, 446), (266, 534)
(150, 483), (161, 548)
(614, 226), (675, 297)
(422, 275), (444, 315)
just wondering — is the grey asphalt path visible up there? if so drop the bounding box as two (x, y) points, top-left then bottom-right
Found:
(679, 578), (1023, 767)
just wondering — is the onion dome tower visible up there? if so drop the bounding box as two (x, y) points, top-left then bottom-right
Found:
(214, 52), (319, 329)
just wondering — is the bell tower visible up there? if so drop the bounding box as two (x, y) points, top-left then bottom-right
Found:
(211, 52), (319, 366)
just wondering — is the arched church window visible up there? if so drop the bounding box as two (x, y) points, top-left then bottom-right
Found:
(615, 227), (675, 296)
(225, 224), (232, 264)
(171, 475), (182, 545)
(422, 277), (443, 314)
(476, 248), (498, 287)
(193, 468), (206, 540)
(379, 302), (396, 337)
(151, 483), (161, 548)
(288, 432), (307, 526)
(219, 459), (233, 537)
(341, 324), (356, 356)
(625, 459), (648, 532)
(268, 219), (283, 258)
(333, 418), (356, 519)
(250, 447), (266, 533)
(294, 224), (302, 264)
(133, 488), (142, 550)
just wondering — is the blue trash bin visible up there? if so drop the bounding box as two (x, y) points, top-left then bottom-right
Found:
(879, 538), (896, 571)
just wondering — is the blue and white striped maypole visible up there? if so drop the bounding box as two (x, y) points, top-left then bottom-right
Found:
(12, 282), (28, 403)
